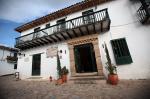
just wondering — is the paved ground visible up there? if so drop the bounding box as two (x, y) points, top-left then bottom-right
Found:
(0, 75), (150, 99)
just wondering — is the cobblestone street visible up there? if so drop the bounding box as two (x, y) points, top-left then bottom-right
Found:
(0, 75), (150, 99)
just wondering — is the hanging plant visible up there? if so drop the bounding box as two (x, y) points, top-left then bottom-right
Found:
(6, 56), (18, 63)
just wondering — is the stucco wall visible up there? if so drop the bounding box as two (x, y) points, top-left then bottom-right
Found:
(17, 42), (70, 79)
(0, 49), (15, 76)
(98, 0), (150, 79)
(17, 0), (150, 79)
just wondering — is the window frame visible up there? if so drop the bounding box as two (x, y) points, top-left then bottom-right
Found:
(111, 38), (133, 65)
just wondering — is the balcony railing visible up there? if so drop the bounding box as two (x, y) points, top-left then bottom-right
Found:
(137, 1), (150, 23)
(15, 8), (110, 49)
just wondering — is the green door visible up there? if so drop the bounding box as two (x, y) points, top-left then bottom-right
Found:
(32, 54), (41, 76)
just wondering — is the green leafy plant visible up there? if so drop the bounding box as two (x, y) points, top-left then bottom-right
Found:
(61, 66), (69, 75)
(57, 52), (62, 78)
(6, 56), (18, 63)
(104, 43), (117, 75)
(105, 62), (117, 75)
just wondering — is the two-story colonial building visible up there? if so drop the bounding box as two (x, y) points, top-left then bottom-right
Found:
(15, 0), (150, 80)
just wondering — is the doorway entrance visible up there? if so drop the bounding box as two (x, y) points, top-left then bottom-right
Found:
(32, 54), (41, 76)
(74, 43), (97, 73)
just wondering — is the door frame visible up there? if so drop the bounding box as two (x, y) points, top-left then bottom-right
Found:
(74, 43), (97, 73)
(67, 34), (104, 77)
(32, 54), (41, 76)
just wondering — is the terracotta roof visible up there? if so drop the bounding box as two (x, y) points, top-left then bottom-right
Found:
(15, 0), (110, 33)
(0, 44), (19, 52)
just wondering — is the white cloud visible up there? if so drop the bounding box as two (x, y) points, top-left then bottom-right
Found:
(0, 0), (82, 23)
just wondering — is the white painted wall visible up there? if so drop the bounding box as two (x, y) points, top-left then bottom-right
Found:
(0, 49), (16, 76)
(98, 0), (150, 79)
(18, 0), (150, 79)
(17, 42), (70, 80)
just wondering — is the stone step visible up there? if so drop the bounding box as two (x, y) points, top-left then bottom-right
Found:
(26, 76), (43, 81)
(70, 75), (104, 81)
(74, 80), (97, 84)
(72, 72), (99, 77)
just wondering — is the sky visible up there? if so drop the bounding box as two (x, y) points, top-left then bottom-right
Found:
(0, 0), (82, 47)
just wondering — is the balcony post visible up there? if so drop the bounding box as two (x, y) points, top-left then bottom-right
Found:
(106, 8), (110, 19)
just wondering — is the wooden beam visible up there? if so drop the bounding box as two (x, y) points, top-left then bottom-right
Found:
(93, 23), (96, 33)
(49, 36), (57, 42)
(66, 31), (72, 39)
(85, 25), (90, 34)
(60, 32), (67, 40)
(39, 38), (49, 44)
(72, 29), (78, 37)
(101, 22), (103, 32)
(54, 35), (62, 41)
(78, 27), (84, 36)
(44, 37), (53, 43)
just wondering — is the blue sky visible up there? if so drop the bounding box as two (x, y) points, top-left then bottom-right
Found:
(0, 0), (82, 47)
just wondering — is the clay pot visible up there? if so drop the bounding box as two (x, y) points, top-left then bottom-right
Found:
(56, 78), (63, 85)
(108, 74), (118, 85)
(62, 75), (67, 83)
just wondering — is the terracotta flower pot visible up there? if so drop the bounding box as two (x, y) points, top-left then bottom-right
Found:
(62, 75), (67, 83)
(108, 74), (118, 85)
(56, 78), (63, 85)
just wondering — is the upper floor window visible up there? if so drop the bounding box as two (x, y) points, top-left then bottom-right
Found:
(82, 9), (95, 24)
(57, 18), (66, 31)
(34, 27), (40, 32)
(46, 23), (50, 28)
(33, 27), (41, 38)
(111, 38), (133, 65)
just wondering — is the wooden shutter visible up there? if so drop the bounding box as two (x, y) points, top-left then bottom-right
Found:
(111, 38), (133, 65)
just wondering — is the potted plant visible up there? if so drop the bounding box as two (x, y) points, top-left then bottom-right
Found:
(56, 52), (63, 85)
(6, 56), (18, 63)
(104, 43), (118, 85)
(61, 66), (69, 82)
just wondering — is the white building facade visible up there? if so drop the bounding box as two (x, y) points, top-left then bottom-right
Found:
(15, 0), (150, 80)
(0, 45), (18, 76)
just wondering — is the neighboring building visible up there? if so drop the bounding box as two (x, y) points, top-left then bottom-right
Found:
(0, 44), (18, 76)
(15, 0), (150, 80)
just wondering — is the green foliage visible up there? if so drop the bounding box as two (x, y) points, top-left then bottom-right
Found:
(57, 52), (62, 78)
(6, 56), (18, 63)
(104, 43), (117, 75)
(105, 62), (117, 75)
(61, 66), (69, 75)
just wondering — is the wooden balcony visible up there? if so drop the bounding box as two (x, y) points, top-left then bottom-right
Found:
(137, 0), (150, 24)
(15, 8), (111, 50)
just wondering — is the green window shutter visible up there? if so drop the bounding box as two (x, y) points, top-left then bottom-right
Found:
(111, 38), (133, 65)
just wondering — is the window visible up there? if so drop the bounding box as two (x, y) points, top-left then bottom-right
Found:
(111, 38), (133, 65)
(34, 27), (40, 32)
(46, 23), (50, 28)
(33, 27), (40, 38)
(14, 64), (17, 69)
(82, 9), (95, 24)
(57, 18), (66, 31)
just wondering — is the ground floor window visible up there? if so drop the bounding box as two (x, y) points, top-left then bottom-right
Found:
(14, 64), (17, 69)
(111, 38), (133, 65)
